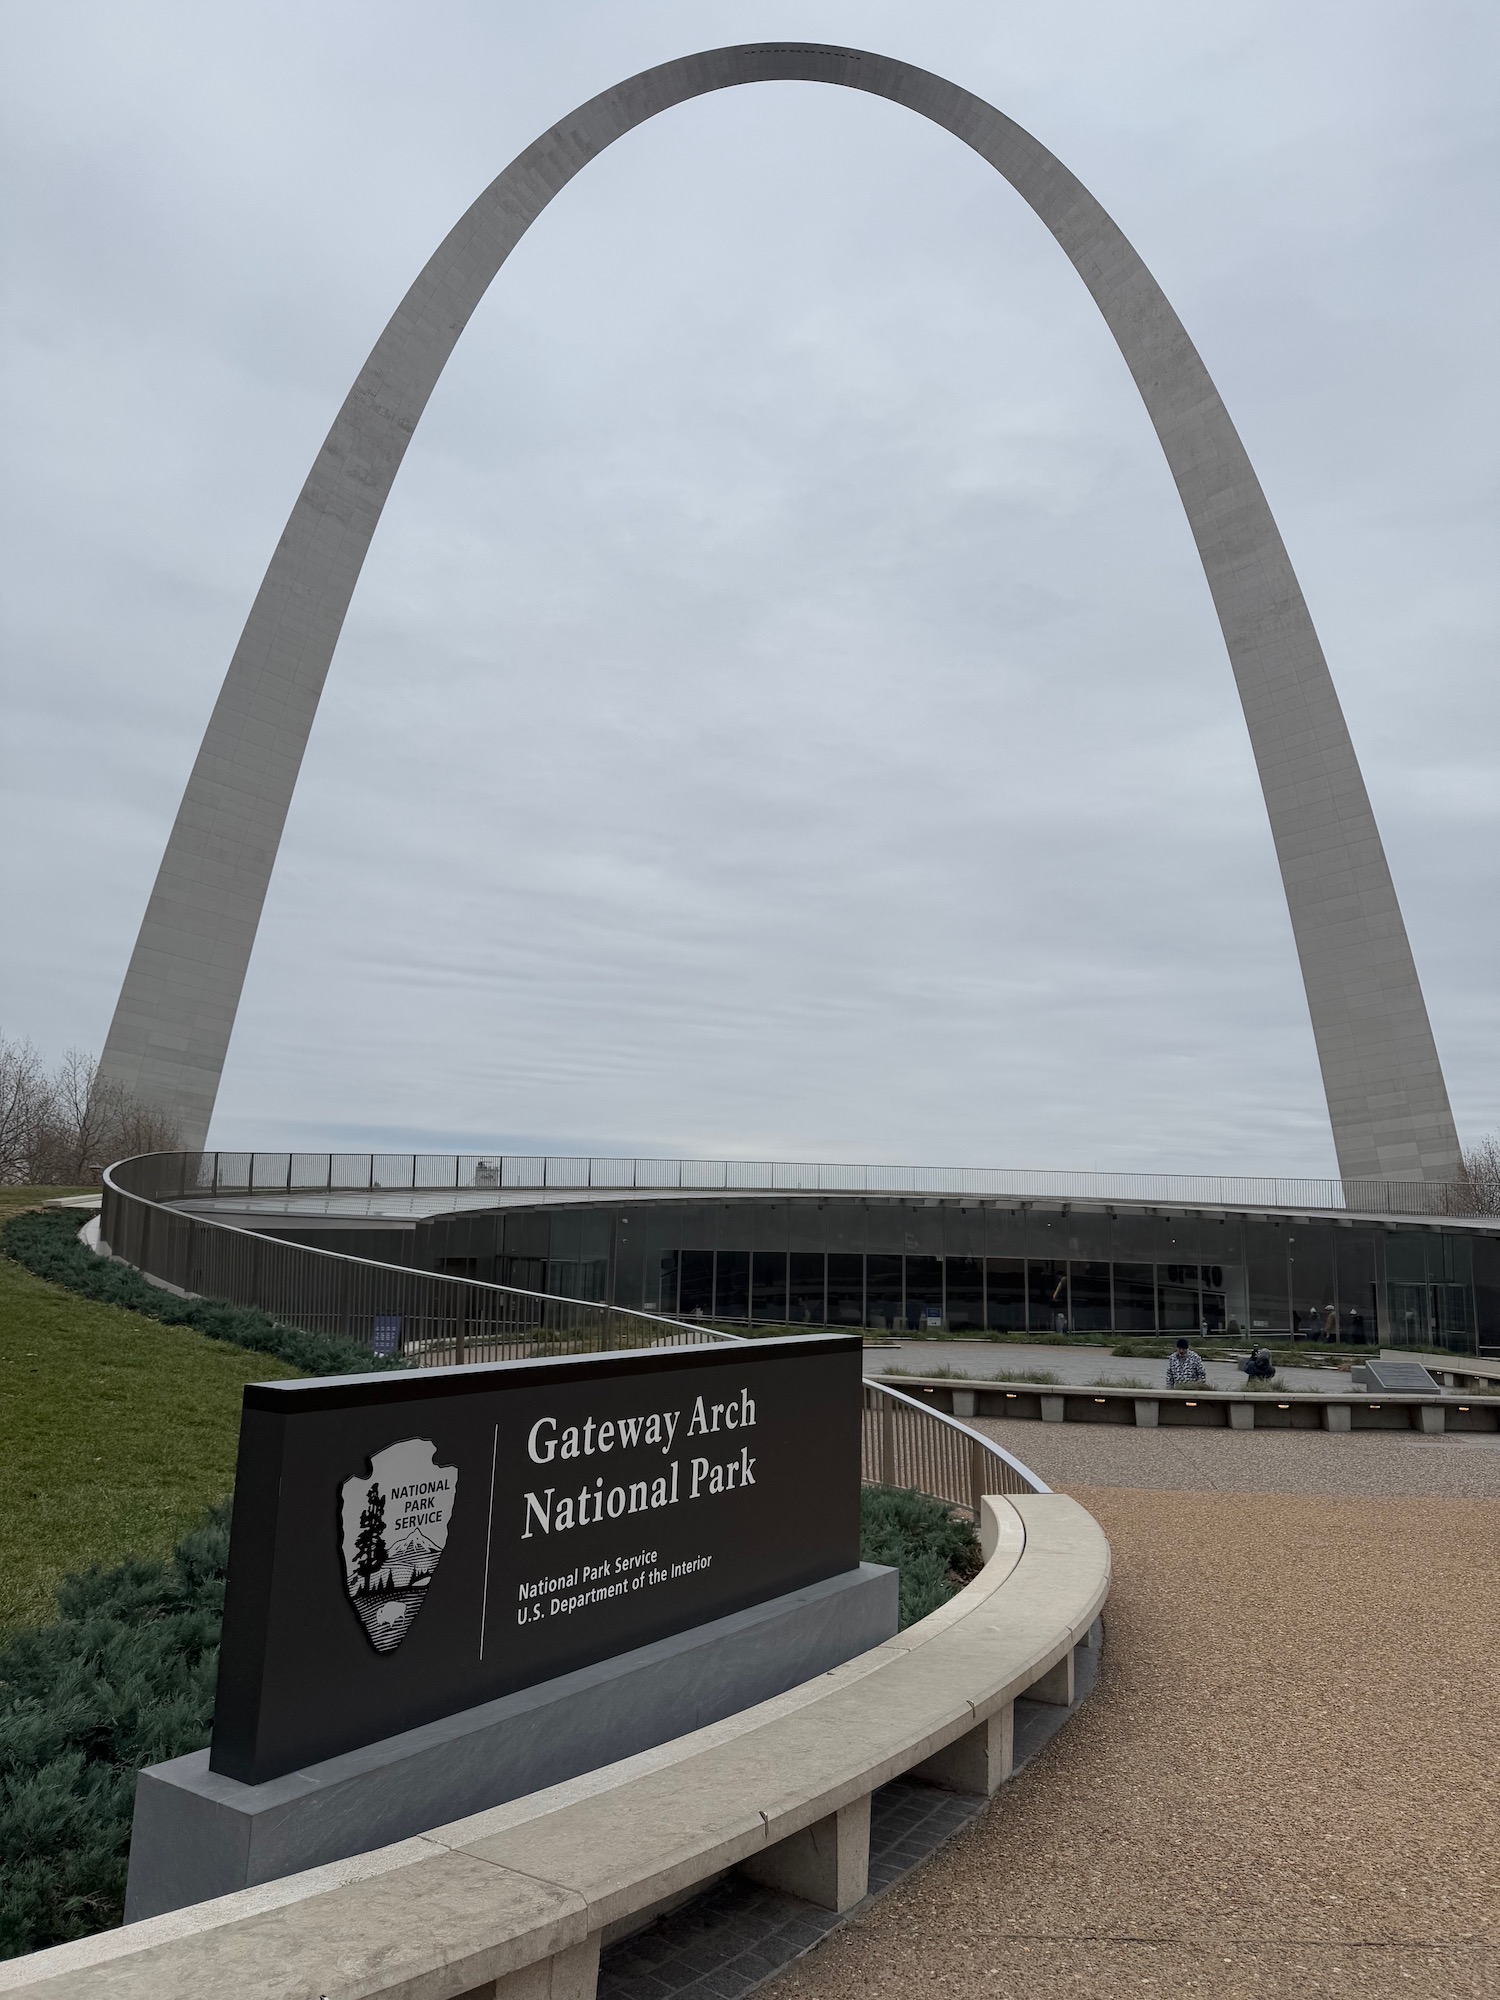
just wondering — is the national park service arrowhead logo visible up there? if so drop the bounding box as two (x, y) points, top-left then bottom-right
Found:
(340, 1438), (457, 1653)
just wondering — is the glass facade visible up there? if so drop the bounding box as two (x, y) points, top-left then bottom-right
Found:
(396, 1196), (1500, 1352)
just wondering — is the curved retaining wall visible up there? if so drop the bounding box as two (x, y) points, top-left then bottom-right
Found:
(885, 1376), (1500, 1434)
(0, 1492), (1109, 2000)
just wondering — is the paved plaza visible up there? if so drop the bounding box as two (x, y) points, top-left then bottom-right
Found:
(768, 1422), (1499, 1999)
(868, 1338), (1358, 1396)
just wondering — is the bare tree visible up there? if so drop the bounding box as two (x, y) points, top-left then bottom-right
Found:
(0, 1034), (181, 1185)
(0, 1034), (49, 1183)
(32, 1047), (110, 1185)
(1456, 1133), (1500, 1216)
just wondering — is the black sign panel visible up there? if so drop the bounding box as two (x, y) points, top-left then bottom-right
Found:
(211, 1334), (862, 1783)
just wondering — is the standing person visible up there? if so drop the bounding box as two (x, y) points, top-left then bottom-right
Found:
(1166, 1336), (1207, 1387)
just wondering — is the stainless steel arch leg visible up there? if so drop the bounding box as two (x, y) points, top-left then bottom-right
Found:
(99, 43), (1459, 1183)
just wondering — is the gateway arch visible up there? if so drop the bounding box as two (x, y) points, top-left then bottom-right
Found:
(99, 43), (1461, 1185)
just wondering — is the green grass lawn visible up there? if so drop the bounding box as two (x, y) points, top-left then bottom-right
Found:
(0, 1195), (299, 1638)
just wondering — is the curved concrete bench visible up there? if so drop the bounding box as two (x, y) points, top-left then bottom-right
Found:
(0, 1492), (1108, 2000)
(892, 1375), (1500, 1434)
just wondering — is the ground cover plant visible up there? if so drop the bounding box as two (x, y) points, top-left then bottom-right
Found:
(2, 1206), (403, 1381)
(858, 1484), (983, 1628)
(881, 1363), (1064, 1386)
(0, 1489), (982, 1959)
(0, 1507), (229, 1957)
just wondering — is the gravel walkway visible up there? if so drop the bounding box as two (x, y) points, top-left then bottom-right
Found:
(766, 1428), (1499, 1999)
(973, 1415), (1500, 1499)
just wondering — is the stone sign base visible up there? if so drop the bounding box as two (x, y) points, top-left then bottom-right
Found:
(125, 1562), (897, 1921)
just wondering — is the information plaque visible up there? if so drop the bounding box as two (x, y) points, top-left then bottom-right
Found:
(211, 1333), (863, 1783)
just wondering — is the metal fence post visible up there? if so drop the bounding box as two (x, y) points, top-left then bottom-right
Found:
(881, 1391), (896, 1487)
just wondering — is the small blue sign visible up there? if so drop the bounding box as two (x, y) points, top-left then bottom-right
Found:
(371, 1314), (402, 1358)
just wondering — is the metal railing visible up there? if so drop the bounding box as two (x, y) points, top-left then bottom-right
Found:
(862, 1378), (1048, 1512)
(132, 1148), (1485, 1219)
(100, 1160), (736, 1366)
(102, 1157), (1051, 1508)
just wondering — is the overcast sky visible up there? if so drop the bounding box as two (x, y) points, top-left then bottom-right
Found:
(2, 0), (1495, 1175)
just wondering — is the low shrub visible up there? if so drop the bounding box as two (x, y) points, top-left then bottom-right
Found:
(1, 1208), (403, 1378)
(988, 1368), (1061, 1386)
(0, 1508), (228, 1958)
(0, 1471), (981, 1957)
(859, 1484), (983, 1628)
(1087, 1375), (1153, 1391)
(881, 1362), (973, 1380)
(1266, 1349), (1349, 1372)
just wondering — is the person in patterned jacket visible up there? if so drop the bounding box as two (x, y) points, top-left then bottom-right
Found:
(1166, 1337), (1207, 1387)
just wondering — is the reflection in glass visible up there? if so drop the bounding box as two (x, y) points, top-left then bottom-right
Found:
(986, 1258), (1026, 1332)
(679, 1249), (713, 1319)
(905, 1255), (942, 1331)
(1070, 1262), (1111, 1333)
(1244, 1220), (1289, 1335)
(1433, 1284), (1472, 1349)
(1158, 1263), (1201, 1332)
(866, 1254), (903, 1332)
(827, 1252), (864, 1327)
(499, 1255), (547, 1294)
(1334, 1232), (1378, 1345)
(715, 1249), (749, 1322)
(1287, 1231), (1334, 1339)
(418, 1194), (1496, 1355)
(946, 1256), (984, 1332)
(752, 1250), (788, 1323)
(1028, 1259), (1069, 1335)
(1112, 1263), (1155, 1332)
(653, 1251), (678, 1315)
(788, 1251), (826, 1325)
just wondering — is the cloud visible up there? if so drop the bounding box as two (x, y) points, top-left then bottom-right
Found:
(2, 0), (1495, 1174)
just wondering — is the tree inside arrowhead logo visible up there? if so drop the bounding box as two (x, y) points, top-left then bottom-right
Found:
(340, 1438), (457, 1653)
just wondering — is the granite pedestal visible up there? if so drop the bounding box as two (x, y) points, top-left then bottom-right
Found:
(126, 1561), (896, 1921)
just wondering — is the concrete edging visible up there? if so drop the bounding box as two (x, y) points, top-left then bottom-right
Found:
(0, 1492), (1108, 2000)
(1382, 1348), (1500, 1393)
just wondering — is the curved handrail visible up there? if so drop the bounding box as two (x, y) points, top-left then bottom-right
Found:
(98, 1156), (1050, 1504)
(99, 1156), (738, 1360)
(873, 1376), (1051, 1488)
(864, 1376), (1049, 1508)
(124, 1146), (1480, 1220)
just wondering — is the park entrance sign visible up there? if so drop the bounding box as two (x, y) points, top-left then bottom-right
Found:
(211, 1333), (863, 1784)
